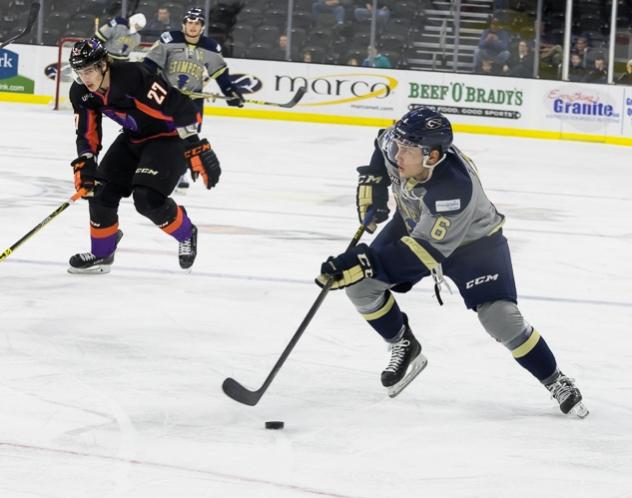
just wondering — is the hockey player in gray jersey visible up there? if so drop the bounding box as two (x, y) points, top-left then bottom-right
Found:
(316, 107), (588, 418)
(96, 13), (146, 60)
(143, 7), (244, 190)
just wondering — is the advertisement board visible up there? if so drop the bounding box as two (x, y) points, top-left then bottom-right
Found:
(0, 44), (630, 145)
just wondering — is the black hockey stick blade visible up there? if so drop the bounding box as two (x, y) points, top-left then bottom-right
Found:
(222, 377), (262, 406)
(272, 85), (307, 108)
(0, 2), (40, 50)
(221, 209), (374, 406)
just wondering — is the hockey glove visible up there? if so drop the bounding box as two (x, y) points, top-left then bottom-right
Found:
(356, 165), (390, 234)
(225, 86), (245, 108)
(71, 155), (100, 197)
(184, 137), (221, 189)
(316, 244), (375, 290)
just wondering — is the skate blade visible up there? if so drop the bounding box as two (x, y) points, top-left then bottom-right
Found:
(387, 353), (428, 398)
(569, 401), (589, 419)
(67, 265), (111, 275)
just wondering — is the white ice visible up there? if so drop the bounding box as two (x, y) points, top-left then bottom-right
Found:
(1, 102), (631, 498)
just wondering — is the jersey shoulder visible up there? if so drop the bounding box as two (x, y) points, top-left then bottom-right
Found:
(110, 17), (128, 27)
(424, 149), (473, 216)
(69, 81), (96, 107)
(110, 61), (155, 89)
(198, 35), (222, 53)
(161, 30), (189, 44)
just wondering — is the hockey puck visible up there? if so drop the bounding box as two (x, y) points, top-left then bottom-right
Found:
(265, 421), (284, 430)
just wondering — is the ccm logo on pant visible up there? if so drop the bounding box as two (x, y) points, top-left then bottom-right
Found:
(466, 274), (499, 289)
(135, 168), (159, 175)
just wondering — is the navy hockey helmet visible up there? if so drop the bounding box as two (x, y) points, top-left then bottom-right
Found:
(391, 107), (453, 155)
(69, 37), (108, 71)
(183, 7), (205, 26)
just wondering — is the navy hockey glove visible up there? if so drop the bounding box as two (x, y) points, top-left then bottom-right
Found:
(356, 165), (390, 234)
(71, 155), (100, 197)
(225, 86), (245, 107)
(184, 137), (221, 189)
(316, 244), (375, 290)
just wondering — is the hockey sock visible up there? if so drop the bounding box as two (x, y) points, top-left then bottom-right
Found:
(132, 187), (193, 242)
(361, 291), (405, 341)
(90, 222), (120, 257)
(161, 205), (193, 242)
(511, 328), (558, 382)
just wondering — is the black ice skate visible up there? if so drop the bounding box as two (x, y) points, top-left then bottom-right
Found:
(545, 373), (589, 418)
(179, 224), (197, 269)
(68, 230), (124, 275)
(381, 315), (428, 398)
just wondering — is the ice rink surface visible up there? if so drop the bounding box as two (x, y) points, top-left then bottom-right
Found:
(1, 102), (631, 498)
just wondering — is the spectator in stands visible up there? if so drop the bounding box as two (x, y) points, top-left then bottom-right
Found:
(479, 58), (501, 76)
(144, 7), (175, 40)
(96, 13), (146, 60)
(271, 34), (292, 61)
(538, 21), (563, 69)
(573, 36), (590, 67)
(584, 55), (607, 84)
(616, 59), (632, 85)
(502, 39), (533, 78)
(362, 45), (391, 68)
(354, 1), (391, 31)
(473, 15), (510, 74)
(568, 52), (587, 82)
(347, 56), (359, 66)
(312, 0), (345, 25)
(303, 50), (313, 63)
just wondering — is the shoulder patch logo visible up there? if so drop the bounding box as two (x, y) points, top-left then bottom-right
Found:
(435, 199), (461, 212)
(161, 31), (173, 43)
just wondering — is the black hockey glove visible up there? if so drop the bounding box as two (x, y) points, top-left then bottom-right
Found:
(71, 155), (100, 197)
(184, 137), (221, 189)
(225, 85), (245, 108)
(315, 244), (375, 290)
(356, 165), (390, 234)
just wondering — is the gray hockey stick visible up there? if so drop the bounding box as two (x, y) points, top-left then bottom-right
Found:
(184, 85), (307, 109)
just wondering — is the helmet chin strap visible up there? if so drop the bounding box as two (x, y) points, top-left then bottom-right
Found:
(418, 149), (447, 183)
(95, 61), (109, 93)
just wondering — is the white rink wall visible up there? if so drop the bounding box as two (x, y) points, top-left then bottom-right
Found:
(1, 42), (632, 145)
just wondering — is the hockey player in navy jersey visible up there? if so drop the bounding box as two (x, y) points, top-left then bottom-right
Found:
(317, 107), (588, 417)
(144, 7), (244, 190)
(67, 37), (220, 274)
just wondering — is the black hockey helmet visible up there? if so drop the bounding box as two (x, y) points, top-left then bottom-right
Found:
(391, 106), (453, 155)
(182, 7), (205, 26)
(69, 37), (108, 71)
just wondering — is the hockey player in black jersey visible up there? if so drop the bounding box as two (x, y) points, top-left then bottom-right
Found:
(317, 107), (588, 418)
(67, 37), (220, 273)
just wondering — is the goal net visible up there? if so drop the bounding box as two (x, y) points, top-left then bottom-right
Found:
(54, 37), (155, 110)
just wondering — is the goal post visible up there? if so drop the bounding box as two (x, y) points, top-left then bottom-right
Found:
(54, 37), (155, 110)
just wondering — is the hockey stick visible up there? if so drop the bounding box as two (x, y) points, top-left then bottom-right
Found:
(0, 2), (40, 50)
(0, 188), (88, 263)
(222, 209), (374, 406)
(184, 85), (307, 109)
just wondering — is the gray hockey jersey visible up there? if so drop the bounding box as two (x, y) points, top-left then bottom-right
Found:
(375, 128), (505, 270)
(96, 17), (141, 59)
(143, 31), (228, 93)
